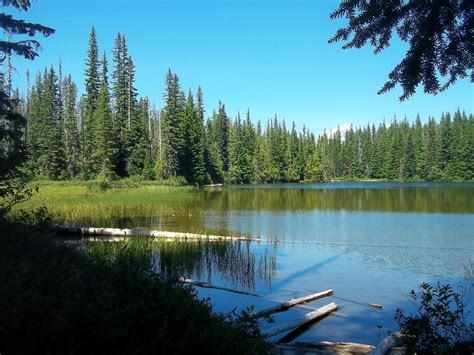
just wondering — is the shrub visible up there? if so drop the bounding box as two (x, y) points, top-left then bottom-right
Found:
(87, 174), (112, 191)
(395, 282), (474, 354)
(0, 222), (270, 354)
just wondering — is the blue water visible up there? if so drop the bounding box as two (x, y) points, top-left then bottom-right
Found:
(188, 183), (474, 345)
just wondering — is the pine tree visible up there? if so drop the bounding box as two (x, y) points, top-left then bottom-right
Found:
(26, 71), (43, 173)
(38, 66), (64, 179)
(286, 122), (302, 182)
(112, 33), (129, 176)
(82, 26), (100, 178)
(161, 69), (184, 178)
(240, 110), (256, 183)
(305, 148), (324, 182)
(413, 115), (426, 178)
(128, 98), (149, 176)
(62, 74), (80, 178)
(191, 87), (206, 184)
(425, 116), (441, 180)
(439, 112), (453, 177)
(93, 52), (115, 177)
(204, 112), (223, 183)
(217, 102), (230, 174)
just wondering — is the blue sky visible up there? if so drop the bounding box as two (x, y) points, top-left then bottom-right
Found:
(6, 0), (473, 134)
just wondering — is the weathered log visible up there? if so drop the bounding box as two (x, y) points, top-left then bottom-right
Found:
(274, 341), (374, 354)
(373, 332), (403, 355)
(255, 289), (334, 318)
(51, 224), (260, 242)
(368, 303), (383, 309)
(262, 302), (338, 338)
(178, 277), (261, 297)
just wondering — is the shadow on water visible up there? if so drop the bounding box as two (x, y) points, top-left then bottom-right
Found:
(270, 253), (344, 291)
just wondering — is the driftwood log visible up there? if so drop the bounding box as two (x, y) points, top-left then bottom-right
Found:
(178, 277), (261, 297)
(262, 302), (338, 338)
(274, 341), (374, 354)
(255, 289), (334, 318)
(373, 332), (403, 355)
(50, 225), (261, 242)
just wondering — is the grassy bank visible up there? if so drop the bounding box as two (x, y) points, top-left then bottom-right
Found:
(12, 181), (199, 226)
(0, 221), (270, 354)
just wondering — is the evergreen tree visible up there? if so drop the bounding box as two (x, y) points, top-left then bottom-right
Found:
(413, 115), (426, 178)
(62, 74), (80, 178)
(112, 33), (129, 176)
(425, 116), (441, 180)
(93, 52), (115, 177)
(82, 26), (100, 178)
(439, 112), (453, 177)
(161, 70), (184, 178)
(286, 122), (302, 182)
(191, 87), (206, 184)
(128, 98), (150, 176)
(240, 110), (256, 183)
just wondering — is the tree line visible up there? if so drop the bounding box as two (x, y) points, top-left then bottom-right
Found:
(8, 27), (474, 184)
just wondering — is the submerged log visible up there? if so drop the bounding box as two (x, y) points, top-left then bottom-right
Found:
(373, 332), (403, 355)
(262, 302), (338, 338)
(274, 341), (374, 354)
(178, 277), (261, 297)
(255, 289), (334, 318)
(368, 303), (383, 309)
(51, 225), (260, 242)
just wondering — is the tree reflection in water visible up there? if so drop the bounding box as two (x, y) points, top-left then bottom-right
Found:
(85, 237), (276, 292)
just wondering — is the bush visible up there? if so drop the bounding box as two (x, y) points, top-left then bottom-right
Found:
(86, 174), (112, 191)
(395, 282), (474, 354)
(0, 222), (270, 354)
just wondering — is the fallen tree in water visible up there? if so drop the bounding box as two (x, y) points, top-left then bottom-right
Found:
(50, 224), (263, 242)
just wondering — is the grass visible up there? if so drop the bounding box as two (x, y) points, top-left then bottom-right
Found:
(12, 182), (201, 224)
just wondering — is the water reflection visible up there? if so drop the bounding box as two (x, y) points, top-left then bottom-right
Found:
(84, 238), (276, 292)
(202, 183), (474, 213)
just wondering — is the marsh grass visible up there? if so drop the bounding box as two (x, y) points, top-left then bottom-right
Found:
(10, 182), (204, 226)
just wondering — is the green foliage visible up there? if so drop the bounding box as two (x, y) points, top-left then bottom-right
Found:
(0, 168), (36, 221)
(86, 173), (112, 192)
(0, 1), (54, 63)
(11, 205), (52, 226)
(395, 282), (474, 354)
(0, 223), (270, 354)
(0, 90), (27, 177)
(93, 52), (116, 176)
(16, 26), (473, 185)
(330, 1), (473, 100)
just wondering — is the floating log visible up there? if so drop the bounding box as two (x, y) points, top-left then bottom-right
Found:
(368, 303), (383, 309)
(51, 225), (260, 242)
(254, 289), (334, 318)
(178, 277), (261, 297)
(274, 341), (374, 354)
(373, 332), (402, 355)
(262, 302), (338, 338)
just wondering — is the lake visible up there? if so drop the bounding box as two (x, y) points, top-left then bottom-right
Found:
(61, 182), (474, 345)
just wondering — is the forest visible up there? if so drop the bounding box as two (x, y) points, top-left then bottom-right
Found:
(5, 27), (473, 185)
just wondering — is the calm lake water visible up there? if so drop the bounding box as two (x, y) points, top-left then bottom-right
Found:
(87, 182), (474, 345)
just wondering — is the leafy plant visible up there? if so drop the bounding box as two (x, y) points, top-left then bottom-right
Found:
(86, 173), (112, 191)
(0, 168), (37, 221)
(395, 282), (474, 354)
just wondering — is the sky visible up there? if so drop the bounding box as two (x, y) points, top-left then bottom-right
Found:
(5, 0), (473, 134)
